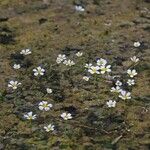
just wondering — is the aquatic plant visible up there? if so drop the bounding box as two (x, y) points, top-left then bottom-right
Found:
(97, 58), (107, 66)
(127, 79), (135, 86)
(83, 76), (90, 81)
(63, 59), (75, 66)
(33, 66), (45, 76)
(13, 64), (21, 69)
(130, 56), (139, 63)
(61, 112), (73, 120)
(7, 45), (141, 136)
(38, 101), (53, 111)
(8, 80), (21, 90)
(76, 52), (83, 57)
(133, 41), (141, 47)
(115, 80), (122, 86)
(119, 91), (131, 100)
(24, 111), (37, 120)
(56, 54), (66, 64)
(106, 100), (116, 108)
(20, 48), (32, 55)
(46, 88), (53, 94)
(75, 5), (85, 12)
(127, 69), (137, 78)
(44, 124), (55, 132)
(110, 86), (122, 93)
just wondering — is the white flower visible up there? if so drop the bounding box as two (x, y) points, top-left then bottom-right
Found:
(24, 112), (37, 120)
(106, 100), (116, 108)
(88, 66), (100, 74)
(115, 80), (122, 86)
(20, 49), (31, 55)
(56, 54), (66, 64)
(130, 56), (139, 63)
(97, 58), (107, 66)
(46, 88), (52, 94)
(100, 65), (111, 74)
(76, 52), (83, 57)
(44, 124), (55, 132)
(134, 42), (140, 47)
(63, 59), (75, 66)
(110, 86), (122, 93)
(127, 69), (137, 78)
(112, 75), (121, 79)
(13, 64), (21, 69)
(127, 79), (135, 86)
(75, 5), (85, 12)
(33, 66), (45, 76)
(119, 91), (131, 100)
(61, 112), (72, 120)
(38, 101), (53, 111)
(85, 63), (92, 69)
(83, 76), (90, 81)
(8, 80), (21, 90)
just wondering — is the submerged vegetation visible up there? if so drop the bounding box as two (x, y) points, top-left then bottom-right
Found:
(0, 0), (150, 149)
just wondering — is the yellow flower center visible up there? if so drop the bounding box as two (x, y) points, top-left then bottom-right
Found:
(102, 68), (107, 71)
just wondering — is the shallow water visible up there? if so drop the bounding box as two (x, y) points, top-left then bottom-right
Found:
(0, 0), (150, 149)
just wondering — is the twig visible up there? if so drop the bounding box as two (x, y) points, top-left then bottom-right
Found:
(111, 135), (123, 145)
